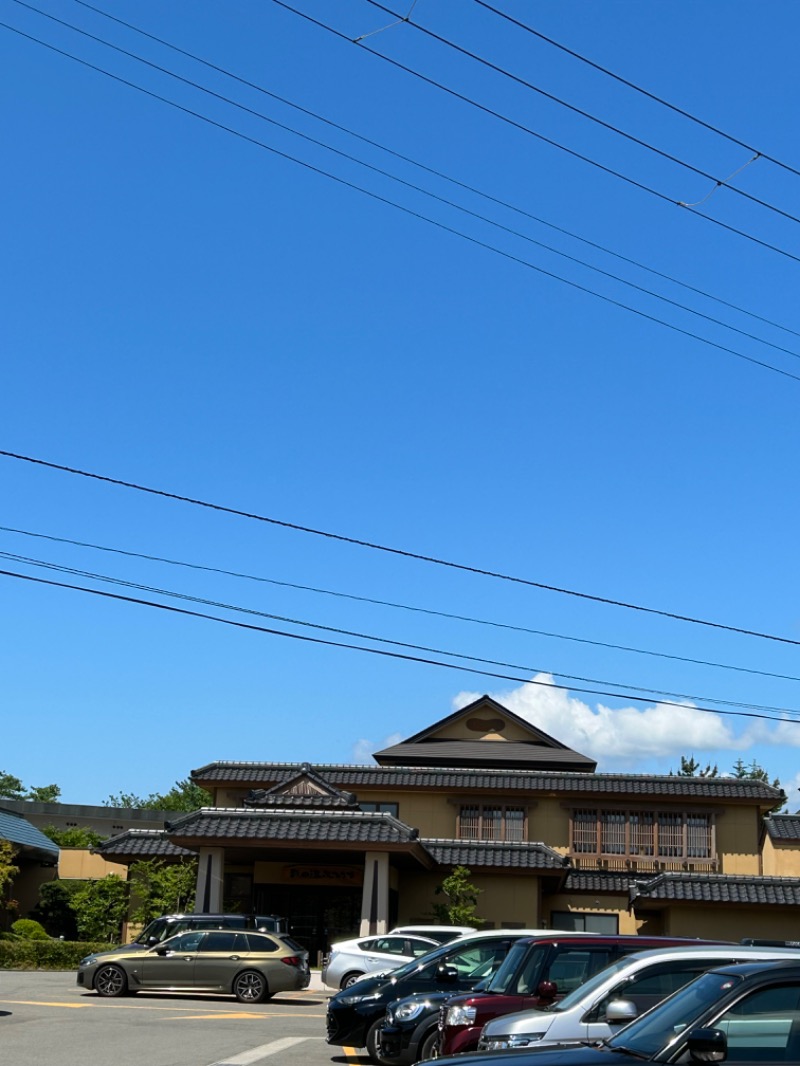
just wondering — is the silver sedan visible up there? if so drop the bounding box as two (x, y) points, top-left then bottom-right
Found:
(322, 933), (439, 990)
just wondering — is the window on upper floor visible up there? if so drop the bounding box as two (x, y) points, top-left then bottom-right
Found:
(571, 808), (714, 860)
(359, 801), (399, 817)
(458, 804), (526, 842)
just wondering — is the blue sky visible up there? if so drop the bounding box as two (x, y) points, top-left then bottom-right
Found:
(3, 1), (800, 807)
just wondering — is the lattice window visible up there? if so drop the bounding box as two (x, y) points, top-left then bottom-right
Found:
(571, 809), (714, 863)
(573, 809), (598, 853)
(657, 812), (684, 857)
(629, 812), (655, 856)
(458, 805), (526, 842)
(601, 811), (627, 854)
(686, 813), (712, 857)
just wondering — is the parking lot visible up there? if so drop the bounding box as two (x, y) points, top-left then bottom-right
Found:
(0, 971), (361, 1066)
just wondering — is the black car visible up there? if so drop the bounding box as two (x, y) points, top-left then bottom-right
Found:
(377, 990), (454, 1063)
(326, 931), (523, 1061)
(429, 958), (800, 1066)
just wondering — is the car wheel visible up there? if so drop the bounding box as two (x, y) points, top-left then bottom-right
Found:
(340, 971), (364, 989)
(94, 964), (128, 998)
(419, 1028), (439, 1060)
(365, 1018), (385, 1064)
(233, 970), (271, 1003)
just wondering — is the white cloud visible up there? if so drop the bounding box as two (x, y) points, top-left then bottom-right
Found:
(454, 674), (799, 771)
(352, 732), (403, 764)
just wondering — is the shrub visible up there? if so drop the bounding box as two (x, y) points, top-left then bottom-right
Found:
(0, 939), (109, 969)
(10, 918), (49, 940)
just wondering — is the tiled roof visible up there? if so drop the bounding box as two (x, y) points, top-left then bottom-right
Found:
(244, 793), (359, 809)
(192, 762), (782, 801)
(165, 808), (422, 845)
(630, 873), (800, 906)
(764, 815), (800, 842)
(373, 742), (596, 771)
(421, 839), (569, 870)
(563, 870), (653, 894)
(0, 807), (59, 860)
(94, 829), (196, 859)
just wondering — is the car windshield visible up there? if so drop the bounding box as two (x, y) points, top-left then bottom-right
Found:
(485, 942), (543, 994)
(552, 956), (634, 1012)
(388, 940), (468, 981)
(607, 971), (744, 1057)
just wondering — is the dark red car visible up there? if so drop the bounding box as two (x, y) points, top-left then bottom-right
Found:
(436, 934), (721, 1057)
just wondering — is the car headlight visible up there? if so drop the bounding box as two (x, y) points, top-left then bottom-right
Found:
(481, 1033), (546, 1050)
(393, 1001), (426, 1023)
(337, 991), (384, 1007)
(79, 955), (97, 967)
(445, 1005), (477, 1026)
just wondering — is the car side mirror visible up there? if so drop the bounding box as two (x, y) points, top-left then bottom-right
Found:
(436, 964), (459, 983)
(536, 979), (558, 1001)
(147, 936), (158, 946)
(687, 1028), (727, 1063)
(605, 999), (639, 1024)
(154, 946), (170, 956)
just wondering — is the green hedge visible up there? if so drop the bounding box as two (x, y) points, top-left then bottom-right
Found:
(0, 939), (111, 970)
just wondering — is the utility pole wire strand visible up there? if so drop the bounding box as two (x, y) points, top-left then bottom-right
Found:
(67, 0), (800, 341)
(6, 522), (800, 685)
(473, 0), (800, 181)
(14, 0), (800, 361)
(3, 448), (800, 648)
(362, 0), (800, 227)
(8, 548), (799, 716)
(4, 19), (800, 383)
(270, 0), (800, 268)
(2, 566), (798, 728)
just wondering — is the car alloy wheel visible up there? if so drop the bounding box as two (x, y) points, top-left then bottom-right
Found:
(233, 970), (270, 1003)
(341, 971), (364, 989)
(94, 964), (128, 998)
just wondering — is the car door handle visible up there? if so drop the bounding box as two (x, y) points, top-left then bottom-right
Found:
(228, 955), (241, 961)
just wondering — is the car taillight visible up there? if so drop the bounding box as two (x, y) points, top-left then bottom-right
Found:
(280, 955), (302, 966)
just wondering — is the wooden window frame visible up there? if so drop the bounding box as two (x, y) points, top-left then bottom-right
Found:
(457, 803), (528, 842)
(569, 807), (716, 862)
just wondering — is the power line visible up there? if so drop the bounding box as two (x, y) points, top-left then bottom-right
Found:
(4, 19), (800, 386)
(5, 522), (800, 687)
(12, 0), (799, 365)
(269, 0), (800, 267)
(65, 0), (800, 342)
(3, 564), (799, 728)
(362, 0), (800, 229)
(8, 547), (798, 716)
(3, 448), (800, 649)
(473, 0), (800, 181)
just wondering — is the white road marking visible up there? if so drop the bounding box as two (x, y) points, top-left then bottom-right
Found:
(209, 1036), (321, 1064)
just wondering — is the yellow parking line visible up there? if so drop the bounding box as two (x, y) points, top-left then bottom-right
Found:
(0, 998), (327, 1018)
(1, 1001), (90, 1009)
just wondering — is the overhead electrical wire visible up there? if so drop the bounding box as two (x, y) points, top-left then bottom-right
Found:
(3, 565), (799, 729)
(65, 0), (800, 343)
(270, 0), (800, 268)
(8, 547), (798, 716)
(5, 522), (800, 687)
(3, 21), (800, 385)
(362, 0), (800, 228)
(4, 448), (800, 650)
(11, 0), (800, 365)
(473, 0), (800, 181)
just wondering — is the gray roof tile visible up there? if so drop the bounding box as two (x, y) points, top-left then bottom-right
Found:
(421, 839), (569, 870)
(764, 815), (800, 842)
(94, 829), (196, 859)
(630, 873), (800, 906)
(192, 762), (781, 801)
(0, 806), (59, 860)
(165, 808), (421, 845)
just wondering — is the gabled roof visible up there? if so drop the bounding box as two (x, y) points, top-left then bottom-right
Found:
(245, 764), (359, 809)
(0, 806), (59, 862)
(373, 695), (596, 771)
(629, 872), (800, 906)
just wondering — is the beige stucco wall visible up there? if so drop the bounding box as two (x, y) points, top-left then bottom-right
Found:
(716, 808), (762, 874)
(58, 850), (128, 880)
(396, 869), (544, 929)
(762, 837), (800, 877)
(651, 904), (800, 942)
(544, 891), (639, 934)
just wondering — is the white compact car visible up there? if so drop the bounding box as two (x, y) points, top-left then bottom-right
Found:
(388, 925), (475, 944)
(478, 943), (800, 1051)
(321, 933), (440, 990)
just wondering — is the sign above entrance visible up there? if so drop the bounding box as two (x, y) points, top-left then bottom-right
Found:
(281, 864), (364, 886)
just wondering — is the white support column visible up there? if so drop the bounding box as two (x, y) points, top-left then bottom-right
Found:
(194, 847), (225, 913)
(359, 851), (390, 935)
